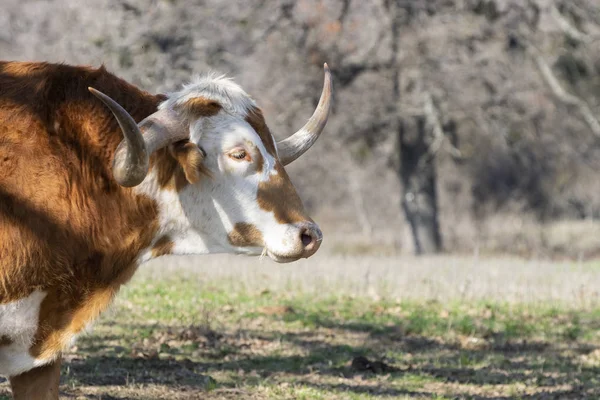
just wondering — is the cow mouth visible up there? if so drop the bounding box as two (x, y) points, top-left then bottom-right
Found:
(244, 237), (321, 263)
(236, 247), (300, 263)
(265, 250), (304, 264)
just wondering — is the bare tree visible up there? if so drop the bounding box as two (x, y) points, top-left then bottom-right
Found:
(4, 0), (600, 255)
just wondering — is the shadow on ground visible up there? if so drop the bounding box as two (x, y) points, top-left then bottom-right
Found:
(41, 312), (600, 400)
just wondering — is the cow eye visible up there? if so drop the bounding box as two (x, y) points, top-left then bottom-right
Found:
(229, 149), (249, 161)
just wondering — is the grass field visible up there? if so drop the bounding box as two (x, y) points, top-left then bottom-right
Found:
(2, 252), (600, 399)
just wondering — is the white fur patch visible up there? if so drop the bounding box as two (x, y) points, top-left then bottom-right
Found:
(159, 73), (257, 117)
(0, 290), (52, 377)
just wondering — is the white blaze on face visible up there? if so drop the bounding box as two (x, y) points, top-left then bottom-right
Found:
(0, 290), (53, 377)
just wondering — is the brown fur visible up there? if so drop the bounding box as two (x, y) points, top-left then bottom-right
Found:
(151, 96), (220, 191)
(154, 140), (210, 192)
(254, 144), (265, 174)
(0, 61), (192, 371)
(0, 335), (12, 346)
(228, 222), (264, 247)
(154, 146), (191, 191)
(154, 140), (212, 192)
(245, 107), (277, 157)
(257, 163), (311, 224)
(178, 96), (222, 119)
(170, 141), (212, 184)
(151, 236), (175, 258)
(244, 107), (310, 231)
(30, 287), (117, 359)
(9, 359), (61, 400)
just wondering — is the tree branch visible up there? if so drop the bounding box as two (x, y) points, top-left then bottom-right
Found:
(530, 47), (600, 138)
(550, 5), (590, 43)
(422, 91), (464, 160)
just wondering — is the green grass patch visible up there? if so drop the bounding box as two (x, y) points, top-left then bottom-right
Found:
(4, 272), (600, 399)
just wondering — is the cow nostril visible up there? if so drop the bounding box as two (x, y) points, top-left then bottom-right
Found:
(298, 224), (322, 257)
(301, 232), (313, 247)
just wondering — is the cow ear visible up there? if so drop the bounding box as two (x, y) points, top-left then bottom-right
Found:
(169, 141), (211, 184)
(167, 97), (220, 184)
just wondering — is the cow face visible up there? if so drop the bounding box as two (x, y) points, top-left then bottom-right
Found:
(177, 107), (321, 262)
(89, 64), (332, 263)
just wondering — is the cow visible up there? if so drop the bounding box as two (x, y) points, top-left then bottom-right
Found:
(0, 60), (332, 399)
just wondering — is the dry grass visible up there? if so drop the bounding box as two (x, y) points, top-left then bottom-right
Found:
(140, 250), (600, 306)
(2, 252), (600, 399)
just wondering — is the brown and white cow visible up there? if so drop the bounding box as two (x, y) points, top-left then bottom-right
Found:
(0, 60), (332, 399)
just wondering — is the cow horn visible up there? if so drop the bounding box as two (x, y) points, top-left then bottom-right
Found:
(277, 63), (333, 166)
(88, 87), (188, 187)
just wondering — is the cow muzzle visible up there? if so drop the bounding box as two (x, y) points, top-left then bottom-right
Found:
(267, 221), (323, 263)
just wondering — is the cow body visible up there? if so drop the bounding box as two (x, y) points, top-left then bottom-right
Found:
(0, 60), (332, 398)
(0, 62), (165, 378)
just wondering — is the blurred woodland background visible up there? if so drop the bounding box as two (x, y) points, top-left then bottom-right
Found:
(2, 0), (600, 259)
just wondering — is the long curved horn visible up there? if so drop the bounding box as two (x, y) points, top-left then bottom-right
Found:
(277, 63), (333, 166)
(88, 87), (188, 187)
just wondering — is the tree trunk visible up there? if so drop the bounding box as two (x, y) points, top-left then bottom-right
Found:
(398, 116), (442, 254)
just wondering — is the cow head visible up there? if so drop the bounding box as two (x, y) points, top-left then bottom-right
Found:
(89, 64), (332, 263)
